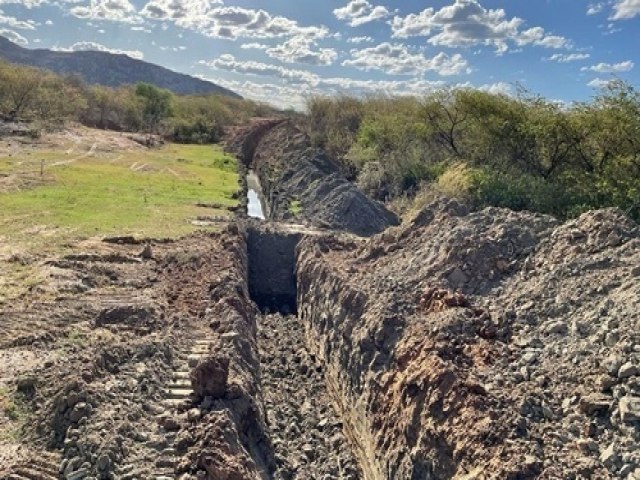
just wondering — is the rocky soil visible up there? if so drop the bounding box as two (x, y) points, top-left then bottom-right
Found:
(0, 229), (276, 479)
(258, 313), (360, 479)
(2, 131), (638, 480)
(297, 200), (640, 479)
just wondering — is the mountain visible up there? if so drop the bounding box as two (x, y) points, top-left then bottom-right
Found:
(0, 36), (240, 98)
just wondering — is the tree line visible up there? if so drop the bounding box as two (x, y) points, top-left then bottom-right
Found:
(0, 59), (274, 143)
(306, 82), (639, 222)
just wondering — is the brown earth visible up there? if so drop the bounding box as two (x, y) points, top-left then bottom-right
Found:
(297, 200), (640, 479)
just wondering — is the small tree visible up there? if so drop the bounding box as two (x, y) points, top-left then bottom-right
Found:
(135, 82), (173, 133)
(0, 63), (43, 120)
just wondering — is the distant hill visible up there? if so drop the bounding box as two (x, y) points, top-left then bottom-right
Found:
(0, 36), (240, 98)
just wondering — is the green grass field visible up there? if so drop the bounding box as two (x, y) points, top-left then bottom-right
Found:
(0, 141), (239, 249)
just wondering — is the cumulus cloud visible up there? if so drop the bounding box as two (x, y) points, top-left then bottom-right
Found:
(70, 0), (140, 23)
(241, 42), (269, 49)
(53, 41), (144, 59)
(265, 36), (337, 66)
(0, 27), (27, 45)
(588, 78), (614, 88)
(546, 53), (591, 63)
(342, 42), (469, 76)
(582, 60), (634, 72)
(587, 3), (605, 15)
(0, 0), (46, 8)
(347, 36), (374, 44)
(201, 54), (320, 85)
(333, 0), (390, 27)
(141, 2), (328, 40)
(0, 10), (37, 29)
(391, 0), (570, 54)
(611, 0), (640, 19)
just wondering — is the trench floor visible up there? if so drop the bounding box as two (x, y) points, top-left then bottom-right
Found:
(258, 313), (361, 480)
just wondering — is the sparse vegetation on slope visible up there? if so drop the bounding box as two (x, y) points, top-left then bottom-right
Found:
(306, 81), (640, 221)
(0, 59), (276, 142)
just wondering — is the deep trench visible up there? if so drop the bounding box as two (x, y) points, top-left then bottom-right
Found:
(247, 228), (299, 315)
(247, 228), (362, 479)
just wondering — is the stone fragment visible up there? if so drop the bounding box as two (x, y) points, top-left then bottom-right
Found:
(618, 362), (638, 379)
(579, 393), (611, 415)
(545, 321), (568, 334)
(448, 267), (468, 287)
(158, 413), (181, 431)
(600, 443), (618, 466)
(619, 396), (640, 423)
(187, 408), (202, 422)
(191, 356), (229, 399)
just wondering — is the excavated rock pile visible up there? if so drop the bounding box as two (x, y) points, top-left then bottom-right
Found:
(297, 201), (640, 479)
(226, 120), (399, 237)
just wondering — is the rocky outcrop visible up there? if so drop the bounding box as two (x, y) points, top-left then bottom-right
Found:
(297, 203), (640, 479)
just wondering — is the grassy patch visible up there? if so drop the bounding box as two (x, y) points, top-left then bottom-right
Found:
(0, 142), (239, 251)
(288, 199), (302, 216)
(0, 386), (28, 440)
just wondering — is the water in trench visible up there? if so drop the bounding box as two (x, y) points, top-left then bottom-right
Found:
(247, 170), (266, 220)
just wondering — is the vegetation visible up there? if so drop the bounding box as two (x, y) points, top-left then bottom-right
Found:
(0, 142), (239, 250)
(0, 59), (275, 142)
(307, 81), (640, 221)
(288, 199), (302, 216)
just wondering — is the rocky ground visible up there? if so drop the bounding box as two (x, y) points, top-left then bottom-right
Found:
(258, 313), (360, 480)
(1, 120), (638, 479)
(297, 200), (640, 479)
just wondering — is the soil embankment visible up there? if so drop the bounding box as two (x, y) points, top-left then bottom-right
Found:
(227, 119), (399, 237)
(0, 229), (276, 479)
(297, 201), (640, 479)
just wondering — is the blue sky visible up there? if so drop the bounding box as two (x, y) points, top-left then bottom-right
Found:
(0, 0), (638, 109)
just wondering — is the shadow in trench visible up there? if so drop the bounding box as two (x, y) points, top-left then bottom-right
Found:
(247, 227), (301, 315)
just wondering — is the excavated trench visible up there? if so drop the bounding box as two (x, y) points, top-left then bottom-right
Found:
(247, 226), (363, 479)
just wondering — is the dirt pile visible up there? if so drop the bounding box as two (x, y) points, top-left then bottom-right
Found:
(297, 202), (639, 479)
(226, 120), (399, 236)
(0, 230), (275, 479)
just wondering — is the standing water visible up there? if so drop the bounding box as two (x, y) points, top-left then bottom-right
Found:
(247, 170), (266, 220)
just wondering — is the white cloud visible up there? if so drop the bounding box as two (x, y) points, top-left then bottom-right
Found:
(611, 0), (640, 19)
(333, 0), (390, 27)
(241, 42), (269, 49)
(588, 78), (614, 88)
(546, 53), (590, 63)
(587, 3), (605, 15)
(343, 42), (469, 76)
(0, 27), (27, 46)
(347, 36), (374, 44)
(0, 10), (37, 29)
(53, 41), (144, 59)
(265, 36), (337, 66)
(70, 0), (140, 23)
(0, 0), (46, 8)
(391, 0), (570, 54)
(478, 81), (513, 96)
(201, 54), (320, 85)
(141, 2), (328, 40)
(582, 60), (634, 72)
